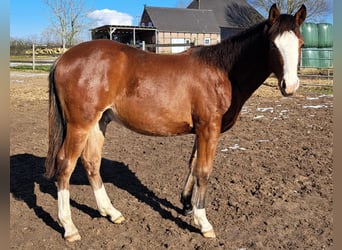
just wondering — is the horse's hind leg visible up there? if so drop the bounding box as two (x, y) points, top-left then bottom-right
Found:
(81, 123), (124, 224)
(56, 125), (89, 242)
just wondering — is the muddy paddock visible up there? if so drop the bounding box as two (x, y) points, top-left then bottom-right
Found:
(10, 71), (333, 249)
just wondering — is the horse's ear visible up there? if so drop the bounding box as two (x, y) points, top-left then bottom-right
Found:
(269, 4), (280, 25)
(295, 5), (307, 26)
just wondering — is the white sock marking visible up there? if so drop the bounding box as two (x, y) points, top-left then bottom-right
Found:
(58, 190), (79, 237)
(193, 207), (213, 233)
(94, 185), (122, 221)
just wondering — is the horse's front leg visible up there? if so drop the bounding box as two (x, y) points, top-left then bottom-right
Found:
(192, 118), (221, 238)
(180, 138), (197, 215)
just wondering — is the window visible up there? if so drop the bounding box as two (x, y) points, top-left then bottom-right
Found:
(204, 38), (211, 45)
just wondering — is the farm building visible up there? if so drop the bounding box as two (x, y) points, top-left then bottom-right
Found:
(187, 0), (264, 38)
(90, 25), (158, 47)
(91, 0), (263, 53)
(140, 6), (220, 53)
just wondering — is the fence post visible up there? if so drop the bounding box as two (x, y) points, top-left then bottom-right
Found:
(32, 43), (35, 70)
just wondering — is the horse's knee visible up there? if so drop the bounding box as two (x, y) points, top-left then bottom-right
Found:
(55, 157), (74, 189)
(81, 156), (100, 171)
(81, 150), (104, 189)
(195, 165), (212, 179)
(81, 127), (104, 175)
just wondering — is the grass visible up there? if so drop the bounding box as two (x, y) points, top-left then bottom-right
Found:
(10, 65), (52, 73)
(263, 75), (333, 96)
(300, 85), (333, 95)
(10, 55), (57, 62)
(10, 55), (56, 72)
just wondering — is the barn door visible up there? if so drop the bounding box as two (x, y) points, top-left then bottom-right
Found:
(171, 38), (186, 53)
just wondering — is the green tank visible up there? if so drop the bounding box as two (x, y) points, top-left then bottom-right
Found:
(319, 48), (333, 68)
(301, 48), (319, 68)
(318, 23), (333, 48)
(300, 23), (318, 48)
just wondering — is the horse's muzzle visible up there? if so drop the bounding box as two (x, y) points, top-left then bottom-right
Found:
(279, 78), (299, 97)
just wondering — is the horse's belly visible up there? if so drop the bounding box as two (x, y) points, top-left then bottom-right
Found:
(113, 102), (193, 136)
(126, 119), (194, 136)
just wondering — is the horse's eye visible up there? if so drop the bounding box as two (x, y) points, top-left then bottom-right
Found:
(270, 42), (277, 49)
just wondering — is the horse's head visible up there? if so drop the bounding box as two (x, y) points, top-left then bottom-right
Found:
(267, 4), (306, 96)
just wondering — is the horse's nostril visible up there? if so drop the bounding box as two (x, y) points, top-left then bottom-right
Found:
(281, 80), (286, 90)
(280, 79), (294, 97)
(280, 79), (289, 96)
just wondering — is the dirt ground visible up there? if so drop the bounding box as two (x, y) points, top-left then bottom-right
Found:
(10, 71), (333, 249)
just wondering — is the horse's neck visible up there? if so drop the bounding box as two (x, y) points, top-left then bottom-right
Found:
(221, 57), (270, 132)
(219, 23), (272, 132)
(227, 25), (271, 101)
(193, 22), (273, 132)
(197, 21), (270, 100)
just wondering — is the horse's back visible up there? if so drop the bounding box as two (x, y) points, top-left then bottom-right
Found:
(52, 39), (231, 136)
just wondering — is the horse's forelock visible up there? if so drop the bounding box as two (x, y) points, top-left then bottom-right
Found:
(268, 14), (300, 40)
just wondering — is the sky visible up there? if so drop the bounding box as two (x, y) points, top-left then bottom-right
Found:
(10, 0), (192, 40)
(10, 0), (333, 41)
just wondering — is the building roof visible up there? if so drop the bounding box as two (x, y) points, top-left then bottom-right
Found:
(141, 7), (220, 33)
(187, 0), (264, 28)
(91, 25), (157, 32)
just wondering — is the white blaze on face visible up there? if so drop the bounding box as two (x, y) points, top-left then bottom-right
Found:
(274, 31), (300, 94)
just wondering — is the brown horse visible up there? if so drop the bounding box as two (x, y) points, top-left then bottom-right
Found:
(45, 4), (306, 241)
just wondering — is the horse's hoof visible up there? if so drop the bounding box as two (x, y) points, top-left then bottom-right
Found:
(202, 230), (216, 238)
(112, 215), (125, 224)
(65, 233), (81, 242)
(182, 207), (193, 216)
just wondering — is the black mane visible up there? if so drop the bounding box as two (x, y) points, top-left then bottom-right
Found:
(193, 20), (270, 75)
(193, 13), (299, 77)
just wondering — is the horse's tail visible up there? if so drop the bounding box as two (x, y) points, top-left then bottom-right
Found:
(45, 60), (65, 179)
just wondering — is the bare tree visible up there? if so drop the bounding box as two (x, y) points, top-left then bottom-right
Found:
(247, 0), (332, 22)
(225, 2), (264, 28)
(44, 0), (88, 49)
